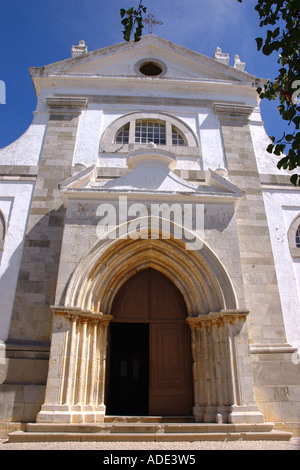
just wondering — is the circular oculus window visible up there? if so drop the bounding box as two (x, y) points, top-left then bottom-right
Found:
(140, 62), (162, 76)
(135, 59), (167, 77)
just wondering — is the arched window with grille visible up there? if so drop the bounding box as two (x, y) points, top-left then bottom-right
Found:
(0, 210), (6, 252)
(172, 126), (186, 146)
(114, 119), (187, 147)
(296, 225), (300, 248)
(115, 124), (130, 144)
(288, 214), (300, 257)
(101, 112), (199, 154)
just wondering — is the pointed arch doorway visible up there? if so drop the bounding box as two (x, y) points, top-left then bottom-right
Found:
(106, 268), (194, 416)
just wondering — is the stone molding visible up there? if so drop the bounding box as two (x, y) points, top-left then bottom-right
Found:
(49, 93), (246, 109)
(67, 93), (250, 110)
(250, 343), (298, 354)
(2, 340), (50, 360)
(213, 102), (253, 121)
(46, 96), (88, 114)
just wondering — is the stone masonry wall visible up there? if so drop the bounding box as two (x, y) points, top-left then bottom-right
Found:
(215, 104), (300, 434)
(8, 106), (85, 343)
(215, 106), (286, 345)
(0, 98), (86, 426)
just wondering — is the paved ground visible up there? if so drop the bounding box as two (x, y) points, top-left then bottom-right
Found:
(0, 438), (299, 451)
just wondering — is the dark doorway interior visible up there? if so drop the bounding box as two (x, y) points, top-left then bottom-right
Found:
(106, 268), (193, 417)
(107, 323), (149, 416)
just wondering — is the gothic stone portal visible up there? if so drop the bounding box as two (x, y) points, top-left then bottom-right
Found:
(37, 266), (264, 424)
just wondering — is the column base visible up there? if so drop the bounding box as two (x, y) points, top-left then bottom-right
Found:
(228, 405), (264, 424)
(193, 405), (230, 423)
(193, 404), (264, 424)
(36, 404), (106, 424)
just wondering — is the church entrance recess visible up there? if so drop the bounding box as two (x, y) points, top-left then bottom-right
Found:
(107, 323), (149, 416)
(107, 268), (194, 417)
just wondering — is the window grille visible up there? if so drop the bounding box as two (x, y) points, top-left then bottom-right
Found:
(114, 120), (188, 147)
(115, 124), (129, 144)
(296, 226), (300, 248)
(172, 126), (186, 146)
(135, 121), (166, 145)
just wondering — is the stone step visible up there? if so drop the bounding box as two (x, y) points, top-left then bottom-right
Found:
(104, 415), (195, 423)
(25, 421), (274, 434)
(8, 429), (293, 443)
(7, 422), (293, 443)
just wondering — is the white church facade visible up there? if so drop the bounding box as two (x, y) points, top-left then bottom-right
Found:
(0, 35), (300, 440)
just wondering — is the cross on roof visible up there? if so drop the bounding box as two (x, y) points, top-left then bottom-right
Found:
(143, 14), (163, 35)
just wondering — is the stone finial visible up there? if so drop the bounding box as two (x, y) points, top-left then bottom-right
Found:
(146, 142), (157, 149)
(214, 167), (229, 179)
(71, 40), (88, 58)
(234, 54), (246, 71)
(213, 46), (230, 66)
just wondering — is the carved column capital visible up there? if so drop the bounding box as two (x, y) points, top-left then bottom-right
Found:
(186, 309), (249, 330)
(51, 305), (113, 325)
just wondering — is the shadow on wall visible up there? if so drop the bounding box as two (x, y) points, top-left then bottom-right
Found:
(0, 205), (69, 425)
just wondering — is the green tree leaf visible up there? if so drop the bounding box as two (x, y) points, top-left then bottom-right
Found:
(240, 0), (300, 185)
(255, 37), (264, 50)
(120, 2), (147, 42)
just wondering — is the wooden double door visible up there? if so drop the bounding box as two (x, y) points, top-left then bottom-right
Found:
(107, 268), (193, 416)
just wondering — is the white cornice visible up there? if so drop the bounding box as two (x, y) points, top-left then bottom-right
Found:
(33, 74), (261, 101)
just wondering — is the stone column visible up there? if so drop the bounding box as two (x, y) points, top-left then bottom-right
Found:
(36, 307), (112, 424)
(187, 310), (264, 424)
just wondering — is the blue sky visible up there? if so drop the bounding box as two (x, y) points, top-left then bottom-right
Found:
(0, 0), (288, 149)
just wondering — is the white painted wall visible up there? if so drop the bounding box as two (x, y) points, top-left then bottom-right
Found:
(249, 106), (291, 176)
(73, 105), (103, 167)
(73, 104), (226, 173)
(198, 109), (226, 171)
(263, 189), (300, 349)
(0, 112), (48, 166)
